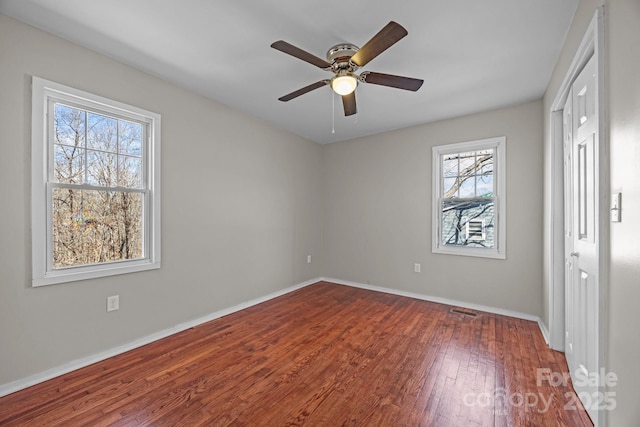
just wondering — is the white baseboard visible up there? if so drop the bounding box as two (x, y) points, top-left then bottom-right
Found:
(0, 277), (320, 398)
(321, 277), (544, 325)
(537, 319), (551, 345)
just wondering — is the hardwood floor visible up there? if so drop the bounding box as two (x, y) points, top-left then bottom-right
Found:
(0, 281), (593, 426)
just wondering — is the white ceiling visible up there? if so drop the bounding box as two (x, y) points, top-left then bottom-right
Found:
(0, 0), (578, 144)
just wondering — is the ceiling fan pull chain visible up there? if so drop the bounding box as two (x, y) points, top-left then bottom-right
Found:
(332, 90), (336, 134)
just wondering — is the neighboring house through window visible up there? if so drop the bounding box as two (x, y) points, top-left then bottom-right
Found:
(432, 137), (506, 259)
(31, 77), (161, 286)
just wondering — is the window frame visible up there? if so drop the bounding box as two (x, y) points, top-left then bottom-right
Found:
(432, 136), (506, 259)
(32, 77), (161, 286)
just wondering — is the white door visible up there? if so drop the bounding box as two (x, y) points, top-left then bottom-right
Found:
(564, 54), (599, 423)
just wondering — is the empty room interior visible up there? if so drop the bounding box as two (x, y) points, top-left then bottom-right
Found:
(0, 0), (639, 426)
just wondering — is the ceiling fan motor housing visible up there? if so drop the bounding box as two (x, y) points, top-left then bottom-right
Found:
(327, 43), (360, 71)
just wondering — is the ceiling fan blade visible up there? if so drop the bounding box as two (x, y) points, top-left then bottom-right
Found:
(278, 80), (330, 102)
(350, 21), (408, 67)
(360, 71), (424, 91)
(271, 40), (332, 69)
(342, 92), (357, 116)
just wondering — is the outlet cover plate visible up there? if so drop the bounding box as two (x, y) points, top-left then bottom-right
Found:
(107, 295), (119, 312)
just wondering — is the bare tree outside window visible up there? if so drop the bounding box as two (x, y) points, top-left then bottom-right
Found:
(52, 103), (144, 268)
(440, 149), (496, 248)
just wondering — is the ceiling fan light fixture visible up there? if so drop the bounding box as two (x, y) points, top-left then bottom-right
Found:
(331, 74), (358, 96)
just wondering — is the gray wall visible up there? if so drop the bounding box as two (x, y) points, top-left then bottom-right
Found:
(0, 14), (324, 386)
(543, 0), (640, 424)
(323, 101), (544, 316)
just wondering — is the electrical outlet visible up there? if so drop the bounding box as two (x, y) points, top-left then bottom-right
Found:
(414, 263), (421, 273)
(107, 295), (119, 312)
(307, 255), (312, 264)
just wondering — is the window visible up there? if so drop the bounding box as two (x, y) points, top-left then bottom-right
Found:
(432, 137), (505, 259)
(32, 77), (161, 286)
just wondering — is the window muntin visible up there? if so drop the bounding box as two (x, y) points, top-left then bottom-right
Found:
(32, 77), (161, 286)
(432, 137), (505, 259)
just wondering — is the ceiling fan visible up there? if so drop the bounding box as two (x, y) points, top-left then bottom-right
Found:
(271, 21), (423, 116)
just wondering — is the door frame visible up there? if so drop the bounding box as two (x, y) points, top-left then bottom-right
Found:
(547, 7), (608, 426)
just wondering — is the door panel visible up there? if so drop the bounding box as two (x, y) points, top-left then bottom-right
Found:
(577, 135), (596, 243)
(564, 54), (599, 424)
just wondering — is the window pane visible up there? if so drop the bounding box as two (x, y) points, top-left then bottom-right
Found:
(479, 155), (493, 176)
(443, 177), (458, 198)
(54, 104), (85, 148)
(476, 174), (494, 197)
(53, 144), (85, 184)
(458, 151), (476, 172)
(459, 178), (476, 198)
(86, 150), (117, 187)
(52, 188), (144, 268)
(87, 112), (117, 152)
(442, 156), (458, 177)
(441, 199), (495, 248)
(118, 155), (143, 188)
(119, 120), (143, 156)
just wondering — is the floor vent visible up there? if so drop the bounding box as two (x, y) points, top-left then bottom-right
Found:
(450, 308), (479, 317)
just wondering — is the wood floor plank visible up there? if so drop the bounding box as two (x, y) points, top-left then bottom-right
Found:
(0, 281), (593, 426)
